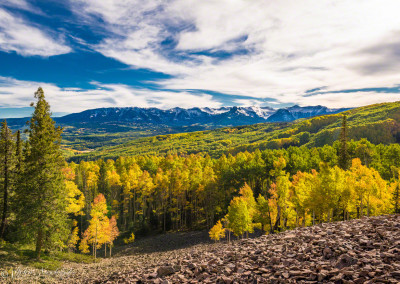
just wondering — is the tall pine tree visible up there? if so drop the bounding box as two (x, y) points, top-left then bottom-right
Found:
(15, 130), (23, 175)
(0, 120), (16, 238)
(16, 87), (68, 259)
(338, 115), (349, 170)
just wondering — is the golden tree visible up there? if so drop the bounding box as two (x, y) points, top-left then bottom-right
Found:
(209, 220), (225, 242)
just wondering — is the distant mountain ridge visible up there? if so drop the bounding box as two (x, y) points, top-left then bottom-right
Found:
(68, 101), (400, 161)
(55, 105), (349, 126)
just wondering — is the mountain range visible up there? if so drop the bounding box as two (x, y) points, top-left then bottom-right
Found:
(54, 105), (348, 127)
(3, 104), (350, 153)
(68, 101), (400, 161)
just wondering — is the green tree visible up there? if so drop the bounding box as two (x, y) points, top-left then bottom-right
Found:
(16, 87), (68, 259)
(226, 197), (252, 238)
(254, 195), (271, 232)
(338, 115), (349, 170)
(390, 178), (400, 214)
(0, 120), (16, 238)
(270, 157), (290, 231)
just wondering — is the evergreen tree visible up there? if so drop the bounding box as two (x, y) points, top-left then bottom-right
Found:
(15, 130), (23, 173)
(15, 87), (68, 259)
(338, 115), (350, 170)
(0, 120), (16, 238)
(392, 182), (400, 214)
(97, 160), (109, 197)
(390, 170), (400, 214)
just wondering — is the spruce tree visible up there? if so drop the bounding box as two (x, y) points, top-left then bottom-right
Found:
(338, 115), (349, 170)
(16, 87), (68, 259)
(15, 130), (23, 174)
(0, 120), (16, 238)
(393, 183), (400, 214)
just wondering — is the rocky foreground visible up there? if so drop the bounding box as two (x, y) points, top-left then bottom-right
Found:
(8, 215), (400, 283)
(97, 215), (400, 284)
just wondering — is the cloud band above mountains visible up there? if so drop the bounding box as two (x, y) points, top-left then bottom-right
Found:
(0, 0), (399, 112)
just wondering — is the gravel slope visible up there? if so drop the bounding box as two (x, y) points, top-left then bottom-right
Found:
(5, 215), (400, 283)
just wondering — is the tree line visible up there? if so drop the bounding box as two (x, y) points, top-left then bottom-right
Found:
(0, 88), (399, 258)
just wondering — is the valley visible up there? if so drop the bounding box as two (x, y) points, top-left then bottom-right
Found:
(4, 104), (349, 154)
(68, 101), (400, 161)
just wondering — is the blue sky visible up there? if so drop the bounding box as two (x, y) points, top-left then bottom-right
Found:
(0, 0), (399, 117)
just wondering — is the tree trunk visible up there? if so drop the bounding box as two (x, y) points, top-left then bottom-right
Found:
(268, 210), (273, 234)
(312, 210), (315, 225)
(94, 224), (97, 261)
(273, 205), (281, 232)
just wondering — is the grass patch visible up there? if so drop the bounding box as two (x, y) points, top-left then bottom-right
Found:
(0, 240), (94, 270)
(53, 251), (94, 264)
(31, 259), (62, 271)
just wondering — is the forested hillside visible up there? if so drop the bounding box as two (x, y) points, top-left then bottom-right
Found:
(5, 104), (348, 153)
(0, 89), (399, 274)
(71, 101), (400, 161)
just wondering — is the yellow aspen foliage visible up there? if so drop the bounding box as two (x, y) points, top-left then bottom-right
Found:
(226, 197), (252, 237)
(238, 183), (256, 218)
(67, 221), (80, 251)
(349, 158), (389, 217)
(79, 230), (90, 254)
(124, 233), (135, 244)
(105, 215), (120, 257)
(111, 199), (120, 218)
(108, 215), (120, 244)
(65, 180), (85, 215)
(83, 194), (110, 259)
(209, 220), (226, 241)
(254, 195), (270, 232)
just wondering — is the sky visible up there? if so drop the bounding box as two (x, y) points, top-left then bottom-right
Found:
(0, 0), (400, 117)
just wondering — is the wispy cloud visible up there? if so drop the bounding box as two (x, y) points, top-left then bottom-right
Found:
(1, 0), (399, 111)
(0, 0), (36, 12)
(67, 0), (400, 107)
(0, 7), (71, 56)
(285, 91), (400, 109)
(0, 77), (222, 113)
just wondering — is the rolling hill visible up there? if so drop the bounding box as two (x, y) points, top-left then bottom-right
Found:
(69, 101), (400, 161)
(4, 104), (348, 153)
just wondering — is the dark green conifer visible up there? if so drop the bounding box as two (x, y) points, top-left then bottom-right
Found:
(338, 115), (349, 170)
(0, 120), (16, 238)
(16, 87), (68, 259)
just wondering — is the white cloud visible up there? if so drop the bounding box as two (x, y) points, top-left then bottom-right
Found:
(0, 8), (71, 56)
(0, 77), (222, 113)
(67, 0), (400, 107)
(288, 92), (400, 109)
(0, 0), (34, 11)
(233, 99), (264, 107)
